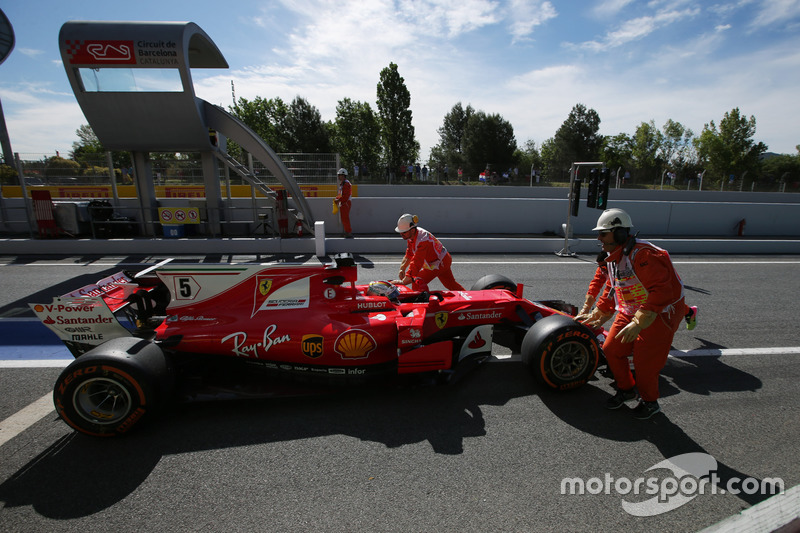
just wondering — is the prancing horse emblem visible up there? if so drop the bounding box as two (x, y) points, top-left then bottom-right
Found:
(258, 279), (272, 296)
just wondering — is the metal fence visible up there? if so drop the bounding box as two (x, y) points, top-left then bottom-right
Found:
(3, 152), (798, 192)
(2, 152), (342, 188)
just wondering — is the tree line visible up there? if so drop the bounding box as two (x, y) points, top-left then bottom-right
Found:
(51, 62), (800, 190)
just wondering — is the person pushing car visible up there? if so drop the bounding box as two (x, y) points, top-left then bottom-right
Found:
(390, 213), (464, 292)
(579, 208), (692, 420)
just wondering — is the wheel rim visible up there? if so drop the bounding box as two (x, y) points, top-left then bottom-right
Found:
(549, 341), (590, 380)
(73, 377), (133, 425)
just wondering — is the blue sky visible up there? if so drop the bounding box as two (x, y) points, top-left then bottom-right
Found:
(1, 0), (799, 161)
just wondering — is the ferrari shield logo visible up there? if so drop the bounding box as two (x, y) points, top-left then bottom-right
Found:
(434, 311), (448, 329)
(258, 278), (272, 296)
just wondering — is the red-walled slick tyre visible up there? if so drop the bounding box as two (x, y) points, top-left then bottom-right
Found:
(53, 338), (171, 437)
(521, 315), (600, 391)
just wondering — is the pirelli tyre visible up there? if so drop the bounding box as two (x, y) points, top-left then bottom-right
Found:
(53, 338), (171, 437)
(471, 274), (517, 292)
(521, 315), (600, 391)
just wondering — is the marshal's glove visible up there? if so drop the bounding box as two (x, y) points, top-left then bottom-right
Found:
(580, 307), (613, 328)
(574, 294), (596, 322)
(615, 309), (657, 343)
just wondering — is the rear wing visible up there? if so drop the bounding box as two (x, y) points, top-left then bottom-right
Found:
(29, 259), (172, 356)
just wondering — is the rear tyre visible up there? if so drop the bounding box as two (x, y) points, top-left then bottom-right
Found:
(471, 274), (517, 292)
(53, 338), (171, 437)
(521, 315), (600, 391)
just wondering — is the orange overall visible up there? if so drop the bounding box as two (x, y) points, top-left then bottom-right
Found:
(335, 178), (352, 234)
(587, 263), (609, 299)
(403, 228), (464, 292)
(596, 239), (689, 402)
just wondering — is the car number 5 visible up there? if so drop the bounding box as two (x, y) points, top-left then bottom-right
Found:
(178, 277), (193, 298)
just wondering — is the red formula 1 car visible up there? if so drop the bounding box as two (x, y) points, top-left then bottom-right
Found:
(30, 254), (606, 437)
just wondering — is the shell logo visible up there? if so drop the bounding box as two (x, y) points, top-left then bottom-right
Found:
(334, 329), (377, 359)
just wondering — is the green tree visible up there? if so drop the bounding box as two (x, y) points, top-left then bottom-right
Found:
(71, 124), (104, 161)
(461, 111), (517, 177)
(601, 133), (633, 175)
(286, 96), (331, 153)
(45, 156), (81, 178)
(660, 119), (698, 184)
(514, 139), (542, 182)
(760, 149), (800, 189)
(376, 62), (418, 174)
(695, 108), (767, 186)
(539, 137), (566, 182)
(331, 98), (381, 177)
(549, 104), (603, 169)
(631, 120), (664, 181)
(70, 124), (131, 169)
(430, 102), (474, 173)
(0, 163), (17, 185)
(230, 96), (291, 153)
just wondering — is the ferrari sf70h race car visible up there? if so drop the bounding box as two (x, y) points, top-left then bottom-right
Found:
(30, 254), (606, 437)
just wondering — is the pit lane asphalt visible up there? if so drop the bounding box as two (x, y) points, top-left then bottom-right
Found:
(1, 253), (799, 532)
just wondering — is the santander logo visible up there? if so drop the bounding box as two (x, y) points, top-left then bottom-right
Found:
(468, 331), (486, 349)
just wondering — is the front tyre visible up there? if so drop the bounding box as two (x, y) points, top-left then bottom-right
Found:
(521, 315), (600, 391)
(53, 338), (170, 437)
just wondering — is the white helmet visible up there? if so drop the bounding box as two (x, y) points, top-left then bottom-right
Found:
(337, 168), (348, 176)
(592, 208), (632, 231)
(395, 213), (419, 233)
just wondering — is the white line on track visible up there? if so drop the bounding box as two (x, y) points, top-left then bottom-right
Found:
(0, 393), (54, 447)
(0, 359), (73, 368)
(670, 347), (800, 357)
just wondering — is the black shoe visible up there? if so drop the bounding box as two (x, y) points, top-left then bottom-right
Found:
(632, 400), (661, 420)
(345, 233), (354, 239)
(605, 388), (637, 410)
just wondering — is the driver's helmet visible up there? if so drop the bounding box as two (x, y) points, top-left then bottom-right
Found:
(337, 168), (348, 176)
(592, 208), (633, 231)
(367, 281), (400, 302)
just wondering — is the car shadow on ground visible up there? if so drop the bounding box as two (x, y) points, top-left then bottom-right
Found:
(0, 362), (534, 518)
(0, 356), (770, 519)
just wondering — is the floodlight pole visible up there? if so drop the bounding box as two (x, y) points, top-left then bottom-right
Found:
(556, 161), (602, 257)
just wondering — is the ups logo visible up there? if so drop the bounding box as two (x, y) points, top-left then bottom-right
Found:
(301, 334), (324, 358)
(434, 311), (449, 329)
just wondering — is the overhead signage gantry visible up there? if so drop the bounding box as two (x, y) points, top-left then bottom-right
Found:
(58, 20), (315, 236)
